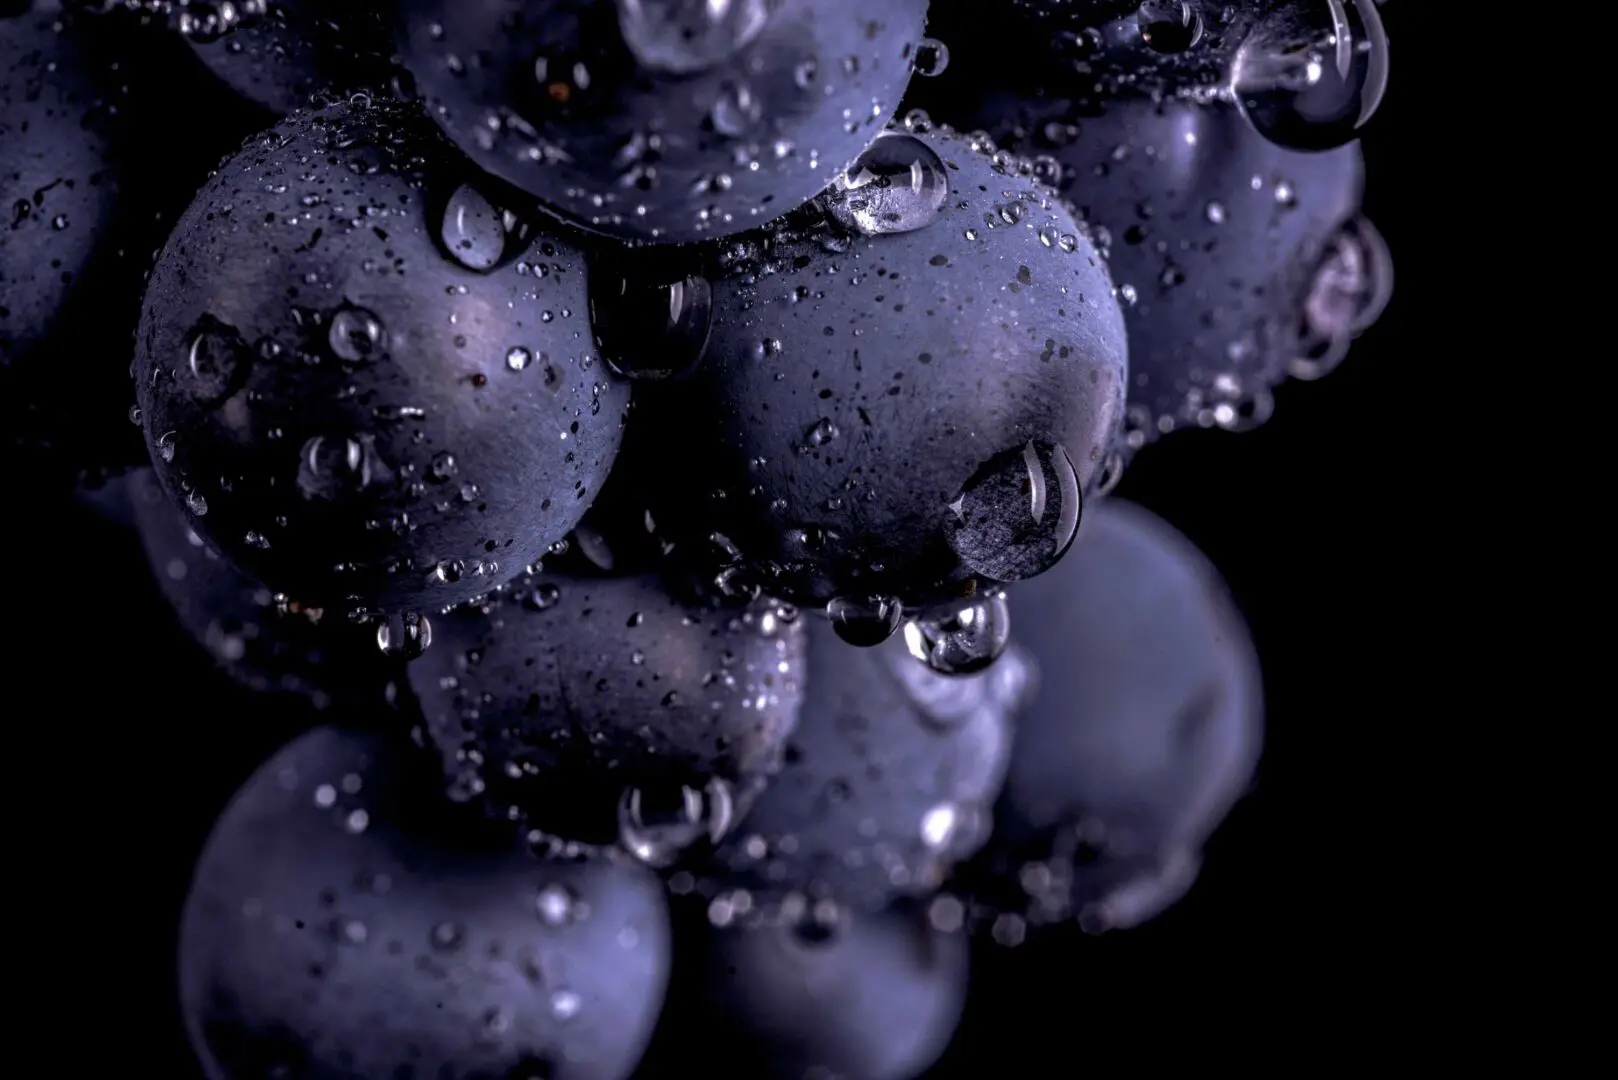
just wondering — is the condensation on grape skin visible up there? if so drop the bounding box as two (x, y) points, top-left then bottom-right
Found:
(615, 0), (771, 76)
(617, 777), (736, 868)
(903, 591), (1012, 677)
(824, 132), (950, 237)
(943, 441), (1082, 585)
(826, 594), (904, 648)
(589, 267), (714, 382)
(376, 611), (432, 659)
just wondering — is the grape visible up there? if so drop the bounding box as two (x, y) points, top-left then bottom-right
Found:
(639, 125), (1127, 613)
(127, 467), (398, 709)
(180, 726), (672, 1080)
(175, 0), (395, 117)
(965, 498), (1263, 933)
(408, 578), (806, 852)
(393, 0), (930, 243)
(665, 901), (969, 1080)
(133, 96), (631, 616)
(702, 617), (1024, 912)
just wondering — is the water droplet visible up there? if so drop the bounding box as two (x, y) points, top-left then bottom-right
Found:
(535, 883), (578, 925)
(943, 441), (1081, 583)
(903, 591), (1011, 676)
(1137, 1), (1203, 53)
(912, 36), (950, 76)
(328, 306), (385, 362)
(1290, 215), (1392, 381)
(524, 582), (562, 611)
(826, 133), (950, 237)
(184, 489), (209, 517)
(1232, 0), (1389, 152)
(376, 612), (432, 660)
(297, 435), (387, 501)
(185, 316), (249, 401)
(617, 777), (735, 868)
(827, 595), (904, 648)
(616, 0), (769, 75)
(507, 346), (534, 371)
(441, 184), (509, 272)
(590, 265), (713, 381)
(549, 989), (582, 1022)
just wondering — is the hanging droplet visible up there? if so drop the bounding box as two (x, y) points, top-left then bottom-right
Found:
(440, 184), (510, 272)
(376, 611), (433, 660)
(1137, 1), (1203, 53)
(589, 263), (713, 381)
(1232, 0), (1389, 152)
(825, 133), (950, 237)
(912, 36), (950, 76)
(943, 441), (1082, 583)
(902, 591), (1012, 676)
(827, 595), (904, 648)
(297, 434), (388, 501)
(617, 777), (736, 868)
(615, 0), (770, 75)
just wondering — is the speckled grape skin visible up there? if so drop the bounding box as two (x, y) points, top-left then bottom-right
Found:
(395, 0), (930, 243)
(134, 98), (631, 613)
(645, 125), (1128, 608)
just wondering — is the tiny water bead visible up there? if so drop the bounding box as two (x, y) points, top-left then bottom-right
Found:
(827, 595), (904, 648)
(943, 441), (1082, 585)
(1232, 0), (1389, 153)
(185, 316), (250, 401)
(1290, 214), (1393, 381)
(1137, 1), (1203, 54)
(903, 591), (1012, 677)
(615, 0), (771, 76)
(327, 306), (386, 362)
(590, 266), (714, 381)
(376, 611), (433, 659)
(825, 132), (950, 237)
(440, 184), (511, 273)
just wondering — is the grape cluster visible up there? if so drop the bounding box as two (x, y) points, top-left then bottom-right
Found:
(2, 1), (1392, 1076)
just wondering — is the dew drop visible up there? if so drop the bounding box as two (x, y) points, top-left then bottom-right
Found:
(535, 882), (578, 926)
(616, 0), (769, 75)
(1232, 0), (1389, 152)
(376, 612), (432, 660)
(439, 183), (511, 272)
(1137, 1), (1203, 54)
(617, 777), (735, 868)
(185, 316), (249, 401)
(589, 264), (713, 381)
(507, 346), (534, 371)
(903, 591), (1011, 676)
(827, 595), (904, 648)
(825, 133), (950, 237)
(327, 306), (385, 362)
(912, 36), (950, 76)
(1289, 215), (1393, 381)
(297, 435), (387, 501)
(943, 441), (1081, 583)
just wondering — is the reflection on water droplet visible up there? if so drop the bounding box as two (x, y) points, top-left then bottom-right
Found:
(535, 882), (579, 925)
(328, 306), (385, 362)
(1232, 0), (1389, 152)
(1137, 1), (1203, 54)
(590, 265), (713, 381)
(441, 184), (509, 272)
(1290, 214), (1392, 381)
(617, 777), (735, 868)
(376, 611), (432, 660)
(186, 316), (249, 400)
(827, 595), (904, 648)
(298, 434), (389, 501)
(826, 133), (950, 237)
(912, 36), (950, 76)
(902, 591), (1011, 676)
(944, 441), (1081, 583)
(616, 0), (769, 75)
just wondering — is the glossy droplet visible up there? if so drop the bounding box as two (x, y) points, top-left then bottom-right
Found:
(1233, 0), (1389, 152)
(1290, 215), (1393, 381)
(590, 269), (713, 381)
(827, 595), (904, 648)
(1137, 1), (1203, 54)
(507, 346), (534, 371)
(912, 36), (950, 77)
(902, 591), (1012, 676)
(826, 133), (950, 237)
(376, 611), (432, 660)
(185, 316), (249, 401)
(327, 306), (385, 362)
(617, 777), (735, 868)
(297, 435), (387, 501)
(535, 882), (579, 925)
(441, 184), (508, 272)
(615, 0), (769, 75)
(944, 441), (1081, 583)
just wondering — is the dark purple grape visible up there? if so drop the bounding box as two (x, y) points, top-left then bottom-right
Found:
(408, 577), (806, 853)
(701, 617), (1024, 912)
(394, 0), (930, 243)
(127, 466), (399, 709)
(180, 726), (672, 1080)
(964, 498), (1262, 934)
(133, 97), (631, 618)
(639, 125), (1127, 613)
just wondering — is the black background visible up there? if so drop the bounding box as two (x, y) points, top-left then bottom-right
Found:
(6, 0), (1438, 1069)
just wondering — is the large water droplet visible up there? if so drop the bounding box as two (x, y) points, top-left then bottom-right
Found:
(590, 267), (713, 381)
(185, 316), (249, 401)
(328, 306), (385, 362)
(902, 591), (1011, 676)
(827, 595), (904, 648)
(1290, 214), (1392, 381)
(615, 0), (769, 76)
(1232, 0), (1389, 152)
(617, 777), (735, 868)
(376, 611), (432, 660)
(1137, 1), (1203, 53)
(297, 435), (389, 501)
(912, 37), (950, 77)
(825, 133), (950, 237)
(441, 184), (509, 272)
(944, 441), (1081, 583)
